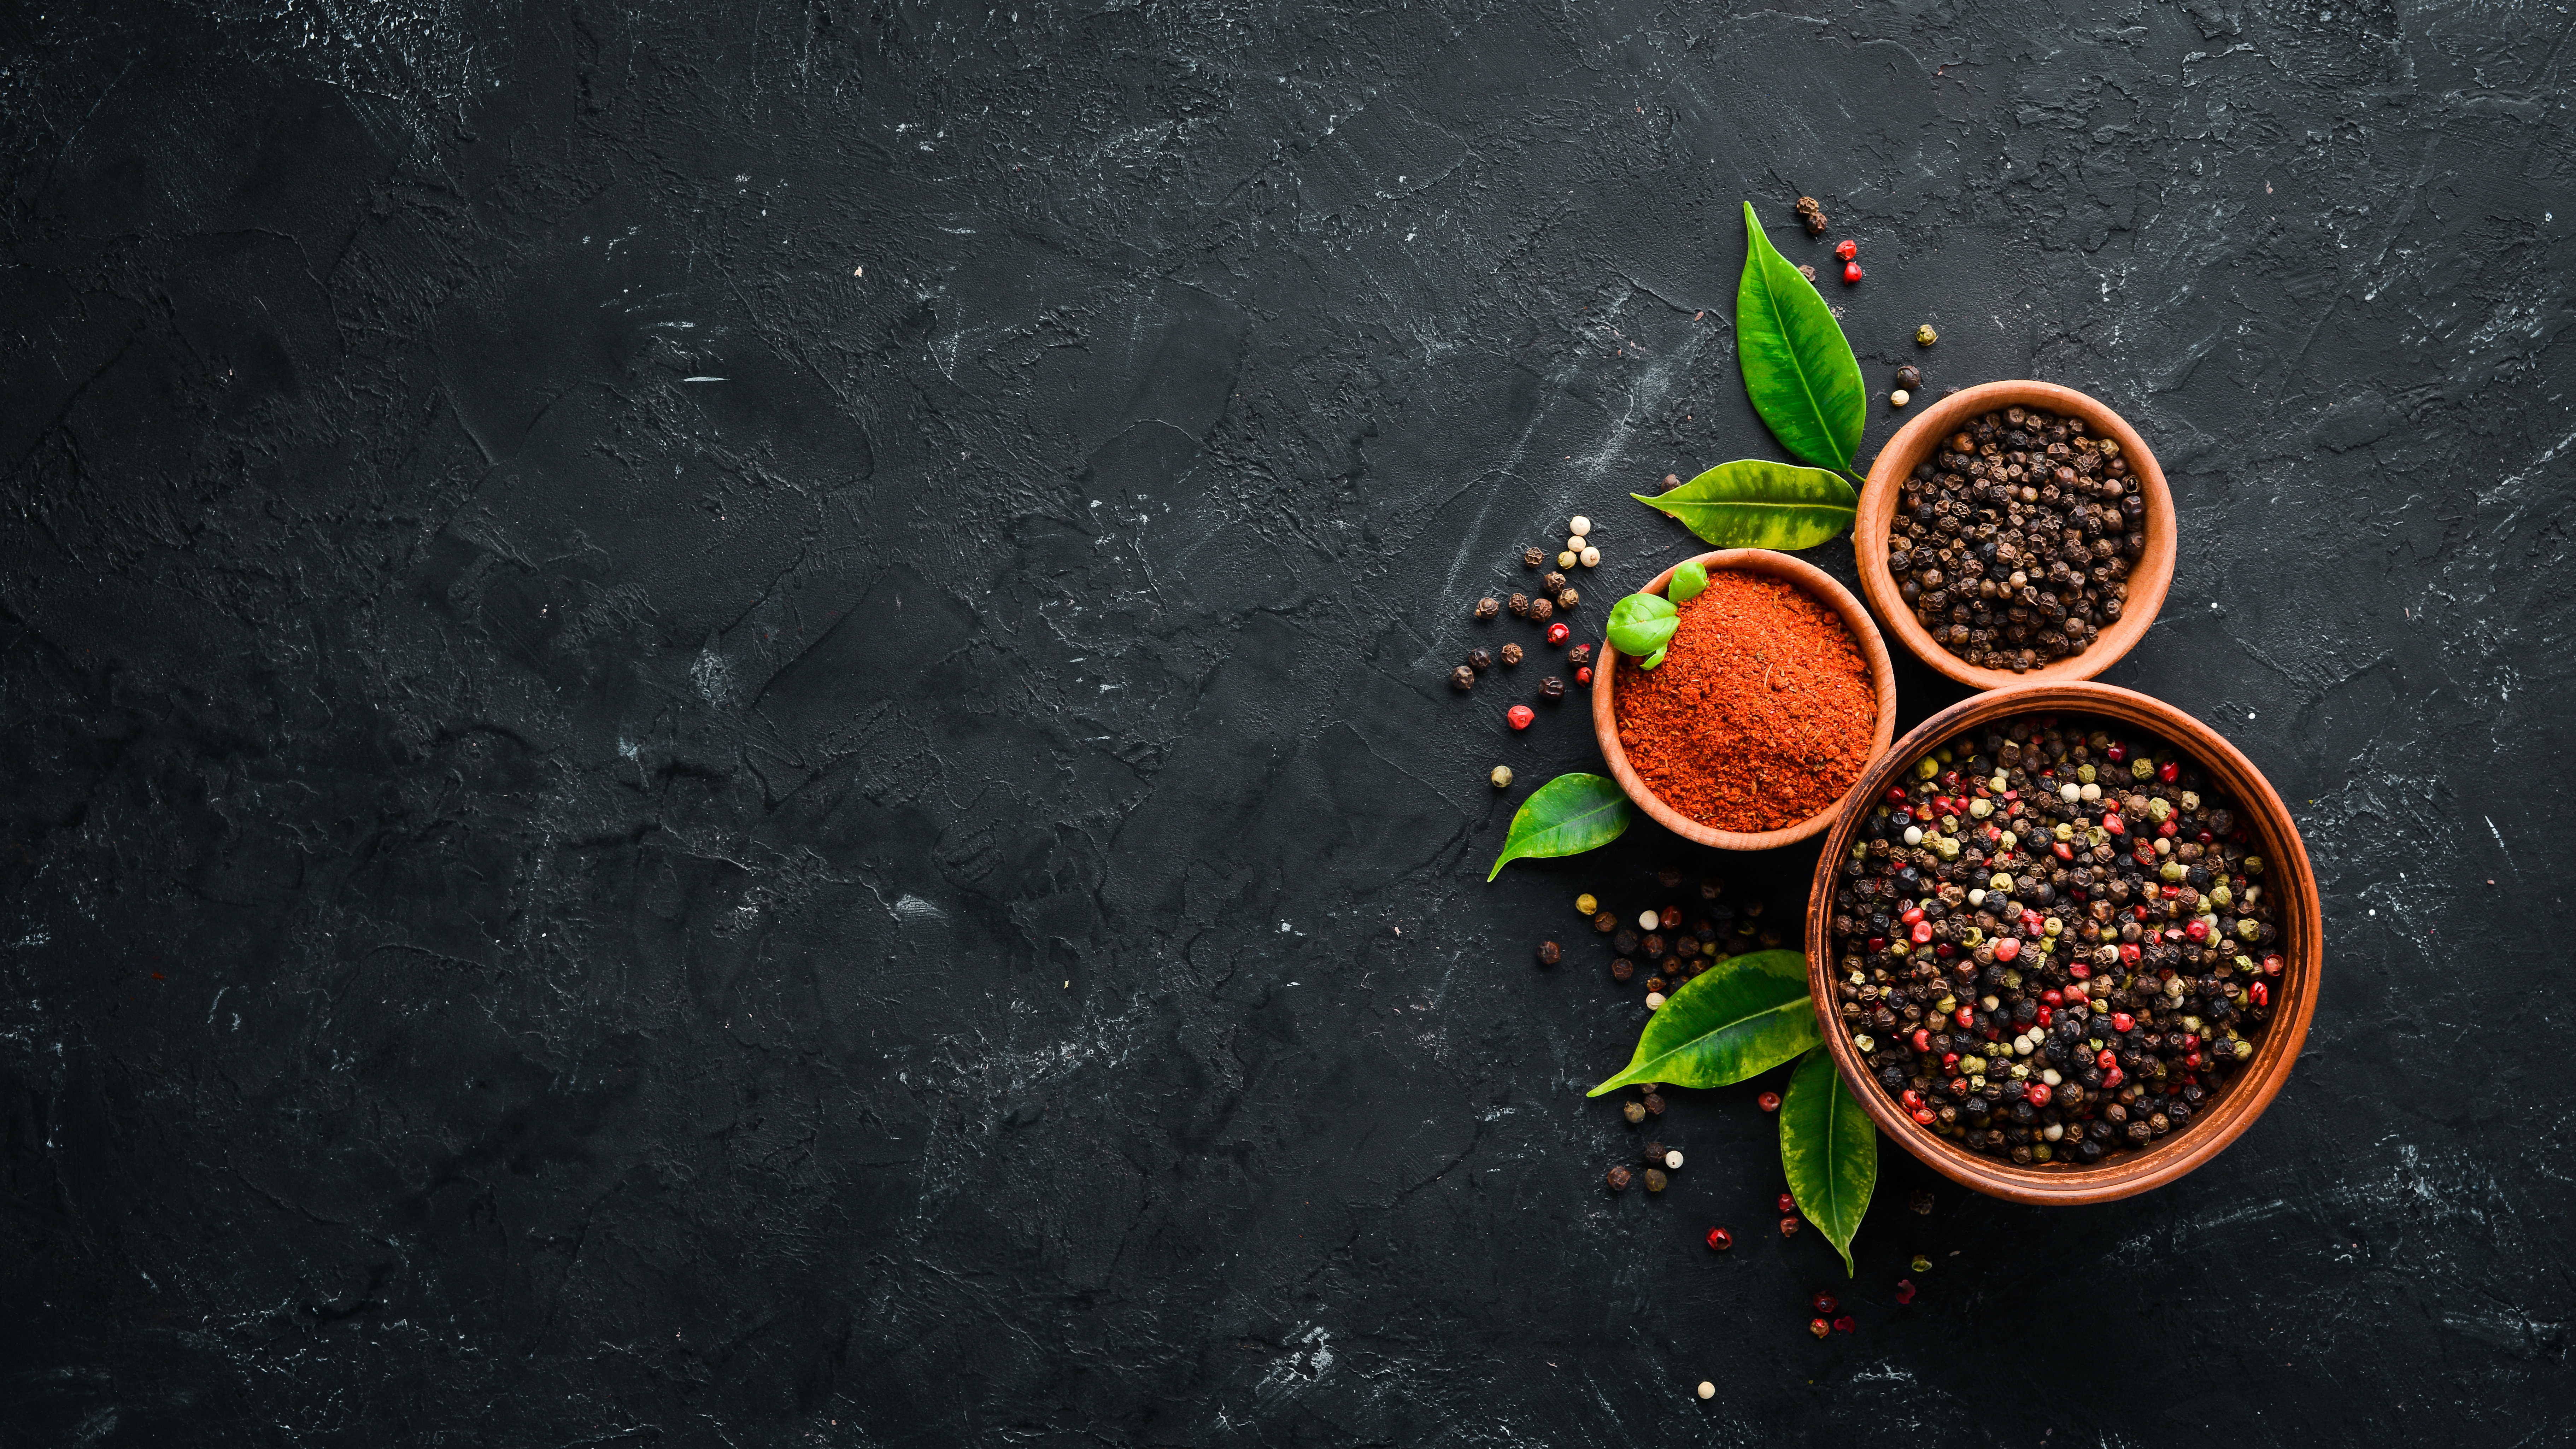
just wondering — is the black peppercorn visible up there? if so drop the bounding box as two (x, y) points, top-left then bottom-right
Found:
(1536, 940), (1561, 966)
(1449, 665), (1475, 691)
(1606, 1164), (1633, 1191)
(1610, 957), (1636, 982)
(1539, 676), (1567, 701)
(1543, 570), (1568, 593)
(1508, 593), (1530, 617)
(1474, 596), (1500, 621)
(1528, 596), (1554, 622)
(1499, 642), (1524, 665)
(1641, 1092), (1666, 1116)
(1556, 587), (1579, 610)
(1643, 1140), (1667, 1165)
(1567, 644), (1594, 668)
(1614, 928), (1639, 954)
(1525, 547), (1547, 568)
(1622, 1100), (1646, 1123)
(1895, 364), (1922, 389)
(1592, 911), (1617, 933)
(1467, 648), (1492, 672)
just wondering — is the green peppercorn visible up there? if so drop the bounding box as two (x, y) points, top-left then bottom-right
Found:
(1915, 324), (1938, 347)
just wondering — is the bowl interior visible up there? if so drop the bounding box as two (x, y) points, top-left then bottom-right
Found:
(1857, 381), (2178, 691)
(1802, 681), (2320, 1205)
(1590, 549), (1897, 852)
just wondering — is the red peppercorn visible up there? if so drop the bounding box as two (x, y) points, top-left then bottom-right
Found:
(1812, 1292), (1838, 1314)
(1780, 1216), (1801, 1238)
(2105, 744), (2126, 763)
(2096, 1049), (2118, 1070)
(2251, 981), (2269, 1007)
(1841, 261), (1863, 284)
(2111, 1012), (2135, 1032)
(1992, 937), (2020, 963)
(1707, 1226), (1733, 1251)
(1777, 1192), (1796, 1214)
(1954, 1007), (1974, 1027)
(2262, 954), (2284, 975)
(1911, 1108), (1935, 1125)
(2159, 761), (2181, 782)
(1757, 1091), (1781, 1112)
(1894, 1279), (1917, 1304)
(1807, 1317), (1830, 1339)
(1834, 1315), (1856, 1333)
(1575, 665), (1593, 684)
(1909, 921), (1932, 944)
(2103, 1066), (2125, 1088)
(1507, 704), (1534, 730)
(2026, 1083), (2052, 1107)
(2103, 813), (2126, 835)
(2041, 989), (2063, 1006)
(1885, 787), (1908, 804)
(2069, 961), (2091, 980)
(1910, 1029), (1930, 1052)
(2119, 942), (2141, 964)
(1833, 240), (1856, 261)
(1546, 621), (1569, 645)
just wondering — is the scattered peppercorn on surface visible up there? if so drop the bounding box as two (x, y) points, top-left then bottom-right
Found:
(1829, 713), (2284, 1167)
(1892, 404), (2144, 673)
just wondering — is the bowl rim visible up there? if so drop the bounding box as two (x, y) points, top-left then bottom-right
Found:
(1802, 680), (2322, 1205)
(1858, 380), (2179, 690)
(1589, 548), (1899, 851)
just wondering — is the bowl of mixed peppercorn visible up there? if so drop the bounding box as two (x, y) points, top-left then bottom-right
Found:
(1857, 381), (2178, 689)
(1802, 682), (2320, 1205)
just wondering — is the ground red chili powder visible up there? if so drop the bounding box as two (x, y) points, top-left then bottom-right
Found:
(1613, 570), (1875, 833)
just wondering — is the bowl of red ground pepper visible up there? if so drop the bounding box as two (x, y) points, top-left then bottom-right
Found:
(1857, 380), (2179, 689)
(1803, 681), (2322, 1205)
(1590, 549), (1898, 851)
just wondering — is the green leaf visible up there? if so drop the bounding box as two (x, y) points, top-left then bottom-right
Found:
(1604, 593), (1678, 658)
(1586, 950), (1819, 1095)
(1667, 560), (1709, 603)
(1486, 773), (1633, 882)
(1632, 459), (1858, 552)
(1640, 646), (1667, 670)
(1735, 201), (1867, 472)
(1780, 1046), (1878, 1277)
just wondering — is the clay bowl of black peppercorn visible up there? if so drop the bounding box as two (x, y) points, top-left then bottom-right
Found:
(1802, 680), (2320, 1206)
(1858, 381), (2178, 690)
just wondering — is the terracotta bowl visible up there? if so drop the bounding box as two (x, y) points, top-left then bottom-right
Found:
(1801, 681), (2321, 1205)
(1590, 549), (1898, 851)
(1858, 381), (2178, 690)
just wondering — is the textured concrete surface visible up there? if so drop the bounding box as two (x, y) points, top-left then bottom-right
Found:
(2, 1), (2569, 1444)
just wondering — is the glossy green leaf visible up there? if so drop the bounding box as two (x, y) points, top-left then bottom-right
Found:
(1586, 950), (1819, 1095)
(1668, 560), (1709, 603)
(1640, 646), (1667, 670)
(1605, 593), (1678, 658)
(1486, 773), (1633, 882)
(1735, 201), (1867, 472)
(1779, 1046), (1878, 1277)
(1632, 458), (1858, 552)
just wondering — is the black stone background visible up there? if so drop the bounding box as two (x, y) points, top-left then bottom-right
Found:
(1, 0), (2569, 1443)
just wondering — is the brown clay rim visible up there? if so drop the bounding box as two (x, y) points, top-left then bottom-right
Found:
(1590, 548), (1898, 852)
(1802, 681), (2322, 1206)
(1858, 381), (2179, 691)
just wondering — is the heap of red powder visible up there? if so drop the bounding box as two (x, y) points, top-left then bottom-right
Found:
(1613, 571), (1875, 833)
